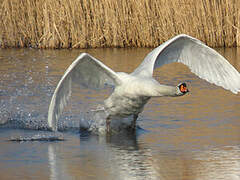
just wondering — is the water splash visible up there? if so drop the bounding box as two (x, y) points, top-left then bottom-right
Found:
(9, 132), (64, 142)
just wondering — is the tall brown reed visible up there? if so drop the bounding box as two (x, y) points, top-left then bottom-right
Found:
(0, 0), (239, 48)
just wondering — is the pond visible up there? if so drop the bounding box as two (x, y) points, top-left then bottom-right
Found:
(0, 48), (240, 180)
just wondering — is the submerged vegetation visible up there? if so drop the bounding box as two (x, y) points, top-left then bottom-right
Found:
(0, 0), (239, 48)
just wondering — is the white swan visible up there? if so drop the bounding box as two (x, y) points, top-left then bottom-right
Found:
(48, 34), (240, 133)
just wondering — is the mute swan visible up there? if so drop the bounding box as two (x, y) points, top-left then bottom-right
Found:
(48, 34), (240, 133)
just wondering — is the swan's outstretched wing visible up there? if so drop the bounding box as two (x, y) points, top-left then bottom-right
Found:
(133, 34), (240, 94)
(48, 53), (121, 131)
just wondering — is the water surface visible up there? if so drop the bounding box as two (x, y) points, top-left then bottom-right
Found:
(0, 48), (240, 180)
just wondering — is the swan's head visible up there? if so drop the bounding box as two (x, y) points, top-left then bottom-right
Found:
(177, 82), (189, 95)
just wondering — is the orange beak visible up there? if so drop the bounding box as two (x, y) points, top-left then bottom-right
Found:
(180, 85), (189, 93)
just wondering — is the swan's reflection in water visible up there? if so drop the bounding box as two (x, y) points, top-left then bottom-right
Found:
(47, 132), (240, 180)
(48, 144), (74, 180)
(48, 132), (158, 180)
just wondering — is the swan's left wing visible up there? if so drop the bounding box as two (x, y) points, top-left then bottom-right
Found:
(48, 53), (121, 131)
(133, 34), (240, 94)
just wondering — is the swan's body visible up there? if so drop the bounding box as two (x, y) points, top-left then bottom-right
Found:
(104, 73), (178, 117)
(48, 34), (240, 133)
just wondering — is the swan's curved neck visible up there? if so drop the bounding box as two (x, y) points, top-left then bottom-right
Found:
(154, 84), (177, 97)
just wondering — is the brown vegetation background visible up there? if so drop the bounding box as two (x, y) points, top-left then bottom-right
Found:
(0, 0), (240, 48)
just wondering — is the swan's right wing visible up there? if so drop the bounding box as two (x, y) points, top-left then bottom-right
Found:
(48, 53), (121, 131)
(133, 34), (240, 94)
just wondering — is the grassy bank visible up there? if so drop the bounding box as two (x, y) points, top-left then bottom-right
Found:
(0, 0), (239, 48)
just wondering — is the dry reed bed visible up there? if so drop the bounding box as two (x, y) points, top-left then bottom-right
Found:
(0, 0), (239, 48)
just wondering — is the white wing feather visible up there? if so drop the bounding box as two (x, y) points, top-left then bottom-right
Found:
(133, 34), (240, 94)
(48, 53), (121, 131)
